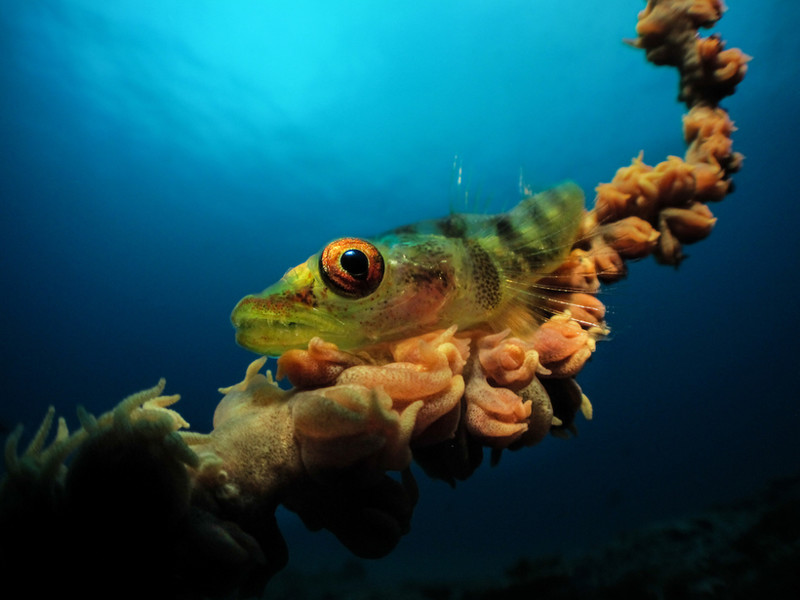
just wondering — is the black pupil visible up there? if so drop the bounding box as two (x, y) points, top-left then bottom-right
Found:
(340, 249), (369, 279)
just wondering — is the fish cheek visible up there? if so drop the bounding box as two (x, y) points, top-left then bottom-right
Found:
(383, 261), (456, 329)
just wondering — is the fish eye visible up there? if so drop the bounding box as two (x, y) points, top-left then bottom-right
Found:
(319, 237), (384, 298)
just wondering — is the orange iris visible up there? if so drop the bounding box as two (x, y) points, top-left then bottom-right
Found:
(319, 237), (385, 298)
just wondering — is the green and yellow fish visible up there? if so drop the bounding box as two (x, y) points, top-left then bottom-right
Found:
(232, 182), (585, 356)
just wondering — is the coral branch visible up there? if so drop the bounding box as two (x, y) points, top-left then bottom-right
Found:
(0, 2), (747, 598)
(589, 0), (748, 265)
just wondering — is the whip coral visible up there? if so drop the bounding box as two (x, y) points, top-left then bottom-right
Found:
(0, 1), (746, 597)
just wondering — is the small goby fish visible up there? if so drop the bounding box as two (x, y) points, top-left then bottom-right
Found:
(232, 182), (585, 356)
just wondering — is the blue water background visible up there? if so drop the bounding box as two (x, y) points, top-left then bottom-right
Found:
(1, 0), (798, 587)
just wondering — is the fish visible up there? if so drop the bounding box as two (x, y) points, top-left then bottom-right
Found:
(231, 182), (585, 356)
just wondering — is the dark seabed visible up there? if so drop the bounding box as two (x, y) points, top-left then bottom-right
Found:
(1, 0), (798, 597)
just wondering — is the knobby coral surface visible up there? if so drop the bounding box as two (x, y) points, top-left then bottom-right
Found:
(0, 2), (746, 598)
(591, 0), (748, 267)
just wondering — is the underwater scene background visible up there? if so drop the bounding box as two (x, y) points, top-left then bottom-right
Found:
(1, 0), (798, 595)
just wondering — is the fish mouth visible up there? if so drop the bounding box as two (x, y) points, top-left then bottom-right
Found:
(233, 316), (320, 356)
(231, 295), (345, 356)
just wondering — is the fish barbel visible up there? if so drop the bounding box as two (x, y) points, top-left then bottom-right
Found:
(232, 182), (585, 356)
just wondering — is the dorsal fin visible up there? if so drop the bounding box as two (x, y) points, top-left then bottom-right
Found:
(483, 182), (586, 335)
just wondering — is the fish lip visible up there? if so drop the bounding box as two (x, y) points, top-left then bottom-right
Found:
(231, 298), (345, 355)
(231, 302), (333, 336)
(233, 316), (318, 336)
(233, 319), (319, 356)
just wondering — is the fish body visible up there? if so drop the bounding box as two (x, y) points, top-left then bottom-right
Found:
(232, 183), (585, 356)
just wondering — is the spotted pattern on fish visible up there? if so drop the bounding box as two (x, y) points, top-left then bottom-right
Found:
(231, 182), (586, 356)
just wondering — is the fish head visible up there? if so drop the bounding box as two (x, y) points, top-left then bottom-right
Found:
(231, 237), (405, 355)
